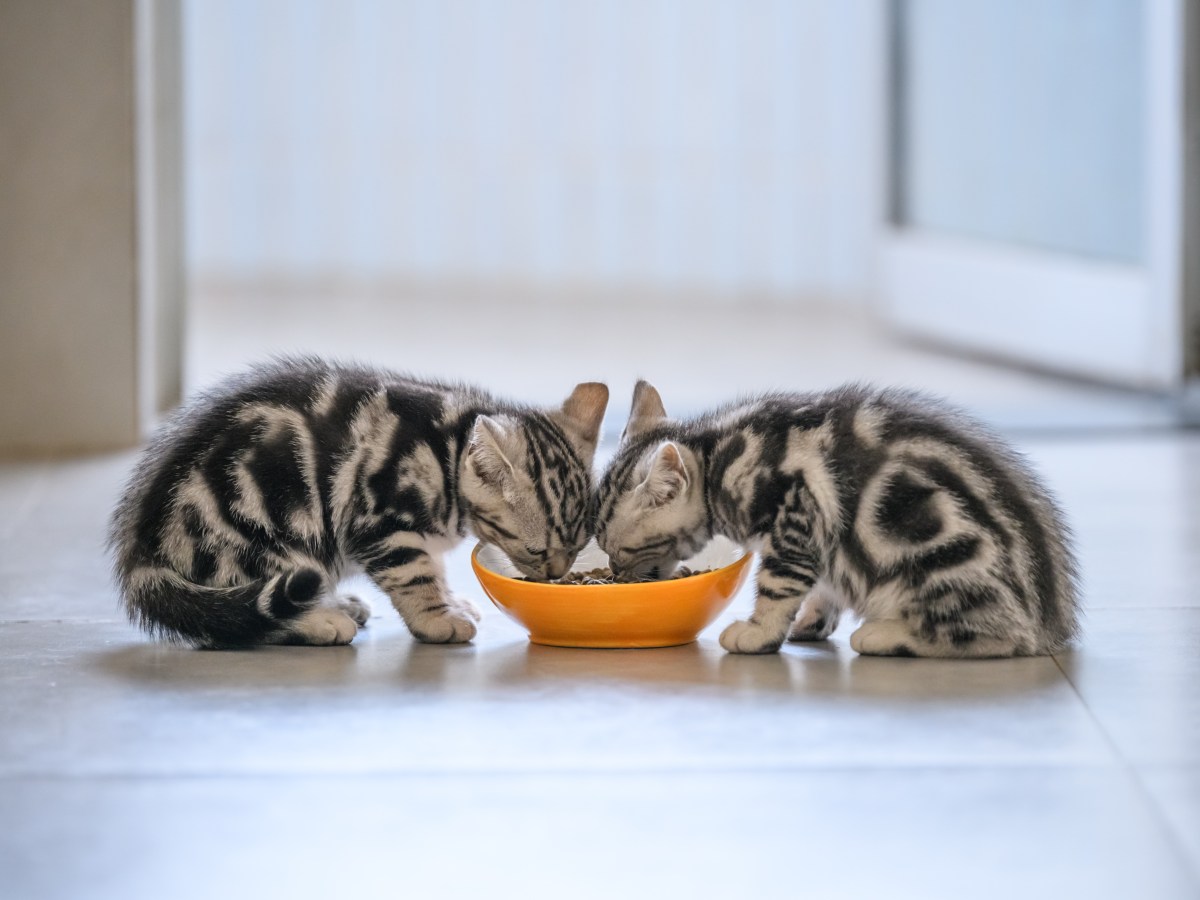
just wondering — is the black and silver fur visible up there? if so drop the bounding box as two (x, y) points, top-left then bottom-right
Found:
(596, 382), (1079, 657)
(110, 357), (608, 648)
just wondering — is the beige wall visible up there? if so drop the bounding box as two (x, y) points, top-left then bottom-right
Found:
(0, 0), (181, 456)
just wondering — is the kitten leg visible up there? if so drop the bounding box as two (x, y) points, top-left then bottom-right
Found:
(787, 585), (844, 643)
(721, 538), (821, 654)
(448, 595), (483, 623)
(849, 619), (1022, 658)
(787, 580), (842, 642)
(249, 567), (358, 646)
(273, 607), (359, 646)
(365, 537), (477, 644)
(848, 620), (920, 657)
(336, 593), (372, 627)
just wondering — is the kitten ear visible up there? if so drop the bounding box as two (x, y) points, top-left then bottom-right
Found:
(638, 441), (689, 506)
(468, 415), (517, 487)
(621, 380), (668, 444)
(556, 382), (609, 460)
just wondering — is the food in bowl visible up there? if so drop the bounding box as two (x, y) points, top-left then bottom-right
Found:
(471, 537), (752, 648)
(518, 566), (714, 585)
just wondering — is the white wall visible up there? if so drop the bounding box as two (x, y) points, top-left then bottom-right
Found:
(186, 0), (883, 304)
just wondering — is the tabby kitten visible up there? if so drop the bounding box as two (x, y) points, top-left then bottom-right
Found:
(110, 357), (608, 649)
(596, 382), (1078, 657)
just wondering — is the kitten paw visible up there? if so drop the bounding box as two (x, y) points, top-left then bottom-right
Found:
(787, 609), (835, 642)
(788, 582), (841, 641)
(850, 620), (920, 657)
(287, 608), (359, 646)
(720, 619), (785, 654)
(337, 594), (372, 627)
(449, 595), (483, 623)
(410, 607), (477, 644)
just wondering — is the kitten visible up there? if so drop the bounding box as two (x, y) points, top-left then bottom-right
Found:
(595, 381), (1078, 657)
(109, 357), (608, 649)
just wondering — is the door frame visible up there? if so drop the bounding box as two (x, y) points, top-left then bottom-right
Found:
(876, 0), (1192, 391)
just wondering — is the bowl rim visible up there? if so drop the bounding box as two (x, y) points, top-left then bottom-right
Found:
(470, 540), (752, 591)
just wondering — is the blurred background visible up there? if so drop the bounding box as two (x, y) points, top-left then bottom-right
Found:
(181, 0), (1193, 433)
(1, 0), (1194, 451)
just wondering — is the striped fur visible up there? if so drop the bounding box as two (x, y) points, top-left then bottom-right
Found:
(109, 358), (607, 648)
(596, 382), (1079, 657)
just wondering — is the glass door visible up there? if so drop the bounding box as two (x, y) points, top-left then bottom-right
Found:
(878, 0), (1190, 390)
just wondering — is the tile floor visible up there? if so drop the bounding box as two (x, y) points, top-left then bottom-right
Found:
(2, 294), (1198, 898)
(189, 283), (1180, 433)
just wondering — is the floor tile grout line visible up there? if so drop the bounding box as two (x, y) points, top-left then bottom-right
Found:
(1051, 652), (1200, 887)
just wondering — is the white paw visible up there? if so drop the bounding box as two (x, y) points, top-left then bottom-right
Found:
(849, 620), (919, 657)
(787, 621), (825, 642)
(337, 594), (372, 626)
(289, 608), (359, 646)
(787, 606), (835, 642)
(410, 607), (477, 644)
(720, 619), (785, 654)
(787, 582), (843, 641)
(449, 595), (483, 623)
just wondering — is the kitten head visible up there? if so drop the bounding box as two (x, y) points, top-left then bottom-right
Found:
(596, 381), (709, 579)
(462, 382), (609, 581)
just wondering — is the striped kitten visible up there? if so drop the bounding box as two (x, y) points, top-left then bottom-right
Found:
(110, 358), (608, 649)
(596, 382), (1078, 657)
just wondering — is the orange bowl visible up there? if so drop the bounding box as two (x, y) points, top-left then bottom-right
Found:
(471, 537), (753, 648)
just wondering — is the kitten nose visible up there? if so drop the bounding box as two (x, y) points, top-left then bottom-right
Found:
(545, 555), (571, 580)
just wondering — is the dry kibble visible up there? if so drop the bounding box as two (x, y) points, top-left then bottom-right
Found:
(559, 568), (621, 585)
(518, 566), (714, 585)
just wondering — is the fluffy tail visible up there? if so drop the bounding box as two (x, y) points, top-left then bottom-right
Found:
(119, 567), (324, 649)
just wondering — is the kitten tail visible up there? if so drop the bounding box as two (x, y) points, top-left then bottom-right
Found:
(121, 567), (323, 649)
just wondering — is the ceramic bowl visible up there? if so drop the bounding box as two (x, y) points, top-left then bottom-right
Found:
(471, 537), (752, 648)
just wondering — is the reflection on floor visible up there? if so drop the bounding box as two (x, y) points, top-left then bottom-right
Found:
(2, 291), (1197, 898)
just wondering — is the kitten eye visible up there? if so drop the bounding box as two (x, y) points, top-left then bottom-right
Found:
(524, 545), (546, 557)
